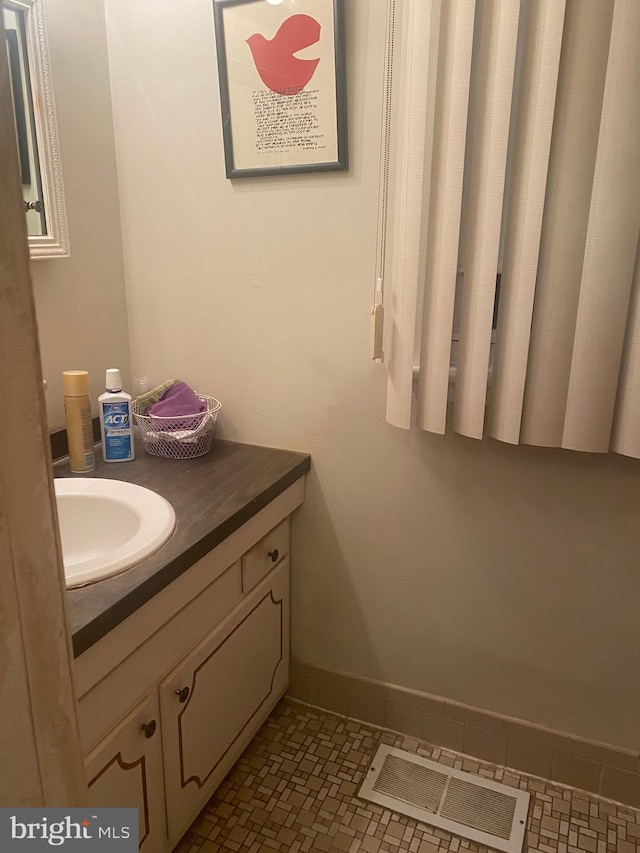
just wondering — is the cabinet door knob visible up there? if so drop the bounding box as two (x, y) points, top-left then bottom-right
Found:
(141, 720), (157, 739)
(268, 548), (279, 563)
(175, 686), (190, 703)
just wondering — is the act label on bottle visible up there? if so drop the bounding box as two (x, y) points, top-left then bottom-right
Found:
(102, 402), (133, 459)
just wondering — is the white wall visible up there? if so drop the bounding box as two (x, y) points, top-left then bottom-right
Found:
(106, 0), (640, 749)
(30, 0), (131, 429)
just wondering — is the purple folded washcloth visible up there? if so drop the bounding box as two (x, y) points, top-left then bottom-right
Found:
(148, 381), (206, 430)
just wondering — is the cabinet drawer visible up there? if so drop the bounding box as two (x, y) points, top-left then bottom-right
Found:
(241, 518), (289, 593)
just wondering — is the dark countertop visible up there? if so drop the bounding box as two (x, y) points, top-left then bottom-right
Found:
(55, 440), (310, 658)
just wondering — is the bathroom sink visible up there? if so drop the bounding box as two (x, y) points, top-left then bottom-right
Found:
(54, 478), (176, 588)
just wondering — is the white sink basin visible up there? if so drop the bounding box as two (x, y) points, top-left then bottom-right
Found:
(54, 478), (176, 588)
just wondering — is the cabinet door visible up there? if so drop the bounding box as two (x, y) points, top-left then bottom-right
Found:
(160, 558), (289, 844)
(85, 695), (166, 853)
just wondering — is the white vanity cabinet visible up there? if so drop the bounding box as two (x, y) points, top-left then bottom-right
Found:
(160, 559), (288, 841)
(74, 479), (303, 853)
(85, 695), (165, 851)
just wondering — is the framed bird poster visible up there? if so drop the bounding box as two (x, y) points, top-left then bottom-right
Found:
(212, 0), (347, 178)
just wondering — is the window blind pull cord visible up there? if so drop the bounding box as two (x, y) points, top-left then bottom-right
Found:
(370, 277), (384, 361)
(370, 0), (397, 363)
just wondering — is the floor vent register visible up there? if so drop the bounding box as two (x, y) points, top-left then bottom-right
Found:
(358, 745), (530, 853)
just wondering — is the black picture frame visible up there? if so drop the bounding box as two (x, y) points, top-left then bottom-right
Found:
(213, 0), (347, 179)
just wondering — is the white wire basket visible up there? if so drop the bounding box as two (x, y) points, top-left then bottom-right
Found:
(131, 394), (222, 459)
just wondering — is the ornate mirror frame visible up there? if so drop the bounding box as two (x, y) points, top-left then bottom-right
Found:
(5, 0), (69, 258)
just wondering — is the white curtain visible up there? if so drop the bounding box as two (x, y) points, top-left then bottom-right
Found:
(385, 0), (640, 458)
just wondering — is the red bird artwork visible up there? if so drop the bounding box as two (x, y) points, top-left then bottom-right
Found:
(246, 14), (321, 96)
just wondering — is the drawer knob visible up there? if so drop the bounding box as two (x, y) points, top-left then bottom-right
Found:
(175, 686), (190, 703)
(141, 720), (157, 739)
(268, 548), (279, 563)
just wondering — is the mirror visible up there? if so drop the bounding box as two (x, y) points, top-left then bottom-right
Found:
(3, 0), (69, 257)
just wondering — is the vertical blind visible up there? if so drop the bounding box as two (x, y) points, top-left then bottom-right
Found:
(385, 0), (640, 458)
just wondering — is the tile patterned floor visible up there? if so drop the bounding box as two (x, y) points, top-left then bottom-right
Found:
(178, 699), (640, 853)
